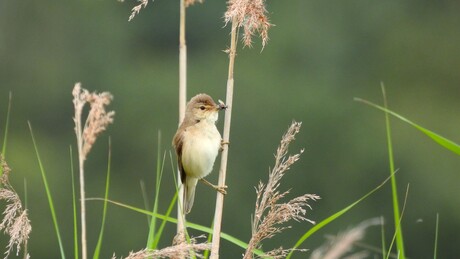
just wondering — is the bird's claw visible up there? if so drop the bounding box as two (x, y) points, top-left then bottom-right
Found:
(216, 185), (228, 195)
(220, 140), (230, 151)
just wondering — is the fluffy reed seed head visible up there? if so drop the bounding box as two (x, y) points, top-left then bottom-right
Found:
(73, 83), (115, 160)
(0, 155), (31, 259)
(243, 121), (320, 259)
(225, 0), (272, 48)
(311, 218), (382, 259)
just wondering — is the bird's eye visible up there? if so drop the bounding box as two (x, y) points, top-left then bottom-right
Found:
(200, 106), (205, 110)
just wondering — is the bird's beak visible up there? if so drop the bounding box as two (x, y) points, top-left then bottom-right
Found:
(217, 100), (227, 110)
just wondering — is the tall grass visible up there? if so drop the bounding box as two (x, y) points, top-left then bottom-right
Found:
(382, 86), (406, 258)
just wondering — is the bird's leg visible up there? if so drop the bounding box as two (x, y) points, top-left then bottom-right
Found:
(220, 139), (230, 151)
(200, 178), (227, 195)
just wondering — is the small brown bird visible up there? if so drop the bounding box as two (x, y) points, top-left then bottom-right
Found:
(173, 94), (227, 214)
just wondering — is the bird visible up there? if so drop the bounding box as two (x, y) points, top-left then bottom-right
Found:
(173, 93), (227, 214)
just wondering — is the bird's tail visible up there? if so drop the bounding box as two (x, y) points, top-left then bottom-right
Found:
(183, 177), (198, 214)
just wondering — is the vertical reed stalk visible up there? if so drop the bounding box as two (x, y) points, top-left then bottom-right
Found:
(75, 107), (88, 259)
(73, 84), (114, 259)
(210, 18), (238, 259)
(177, 0), (187, 238)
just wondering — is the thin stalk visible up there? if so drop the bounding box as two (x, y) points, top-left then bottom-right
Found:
(434, 213), (439, 259)
(79, 143), (87, 259)
(210, 18), (238, 259)
(70, 146), (79, 259)
(75, 103), (87, 259)
(380, 216), (386, 259)
(177, 0), (187, 238)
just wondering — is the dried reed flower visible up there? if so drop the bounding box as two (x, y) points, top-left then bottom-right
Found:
(311, 218), (381, 259)
(111, 235), (210, 259)
(224, 0), (272, 48)
(73, 82), (114, 161)
(128, 0), (149, 21)
(243, 121), (320, 259)
(0, 155), (32, 259)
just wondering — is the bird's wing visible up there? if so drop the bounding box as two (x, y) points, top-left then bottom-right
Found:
(173, 127), (187, 184)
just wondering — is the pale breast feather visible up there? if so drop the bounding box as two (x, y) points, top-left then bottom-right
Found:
(181, 122), (221, 179)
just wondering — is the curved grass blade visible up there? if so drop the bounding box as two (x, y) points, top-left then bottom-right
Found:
(87, 198), (264, 256)
(286, 173), (393, 259)
(354, 98), (460, 156)
(93, 138), (112, 259)
(29, 122), (66, 258)
(152, 189), (178, 249)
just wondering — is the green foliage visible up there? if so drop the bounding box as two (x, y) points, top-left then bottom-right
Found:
(286, 173), (392, 259)
(93, 139), (112, 259)
(355, 97), (460, 156)
(93, 198), (266, 256)
(381, 86), (406, 258)
(29, 122), (66, 259)
(146, 131), (165, 249)
(70, 147), (79, 259)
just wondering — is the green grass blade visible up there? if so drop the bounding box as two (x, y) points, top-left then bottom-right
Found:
(1, 92), (12, 178)
(354, 98), (460, 156)
(147, 131), (164, 249)
(386, 183), (409, 259)
(140, 180), (151, 224)
(381, 86), (406, 258)
(286, 173), (393, 259)
(93, 138), (112, 259)
(88, 198), (264, 256)
(203, 221), (214, 259)
(434, 213), (440, 259)
(29, 122), (66, 259)
(152, 187), (178, 249)
(70, 146), (79, 259)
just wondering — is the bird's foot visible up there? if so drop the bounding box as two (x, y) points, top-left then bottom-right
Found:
(200, 178), (228, 195)
(220, 139), (230, 151)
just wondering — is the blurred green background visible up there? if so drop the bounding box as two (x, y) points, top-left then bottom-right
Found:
(1, 0), (460, 258)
